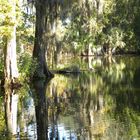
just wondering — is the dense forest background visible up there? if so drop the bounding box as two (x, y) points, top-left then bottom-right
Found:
(0, 1), (140, 139)
(0, 0), (140, 81)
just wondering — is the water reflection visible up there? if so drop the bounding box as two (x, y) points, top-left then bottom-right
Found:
(46, 75), (107, 139)
(3, 85), (36, 139)
(0, 56), (140, 139)
(32, 79), (50, 140)
(5, 88), (18, 136)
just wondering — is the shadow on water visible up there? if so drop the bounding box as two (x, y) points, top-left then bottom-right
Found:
(0, 56), (140, 139)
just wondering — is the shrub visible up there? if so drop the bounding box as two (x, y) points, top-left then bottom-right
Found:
(18, 53), (37, 79)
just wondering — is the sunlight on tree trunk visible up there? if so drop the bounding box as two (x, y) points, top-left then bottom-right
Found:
(97, 0), (104, 15)
(4, 0), (19, 83)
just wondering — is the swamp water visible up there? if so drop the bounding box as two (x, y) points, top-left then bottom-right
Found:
(0, 56), (140, 140)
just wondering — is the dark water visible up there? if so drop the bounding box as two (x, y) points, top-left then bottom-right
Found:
(0, 56), (140, 140)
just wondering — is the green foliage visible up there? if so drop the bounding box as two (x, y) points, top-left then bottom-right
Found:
(102, 27), (125, 48)
(18, 53), (37, 79)
(0, 57), (4, 79)
(0, 0), (35, 79)
(64, 3), (98, 53)
(133, 11), (140, 48)
(63, 0), (140, 55)
(0, 0), (35, 48)
(16, 10), (35, 48)
(0, 95), (5, 137)
(0, 0), (14, 38)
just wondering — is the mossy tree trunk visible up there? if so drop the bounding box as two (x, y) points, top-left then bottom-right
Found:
(33, 0), (53, 79)
(4, 0), (19, 84)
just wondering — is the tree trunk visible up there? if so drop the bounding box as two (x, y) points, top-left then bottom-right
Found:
(96, 0), (104, 15)
(4, 0), (19, 84)
(33, 0), (53, 79)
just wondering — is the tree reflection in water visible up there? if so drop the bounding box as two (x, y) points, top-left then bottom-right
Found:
(46, 56), (140, 139)
(32, 79), (52, 140)
(4, 87), (19, 138)
(1, 56), (140, 139)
